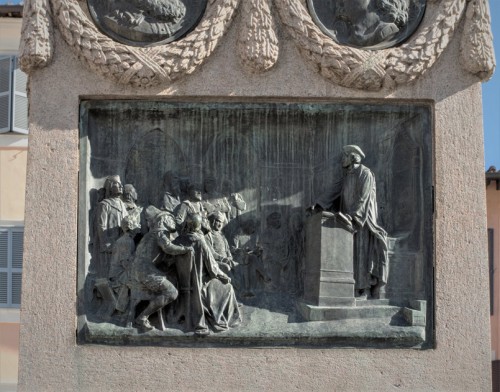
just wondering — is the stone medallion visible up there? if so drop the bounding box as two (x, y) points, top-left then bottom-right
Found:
(307, 0), (426, 50)
(87, 0), (207, 46)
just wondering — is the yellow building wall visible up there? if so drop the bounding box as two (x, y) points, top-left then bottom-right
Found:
(0, 146), (25, 385)
(0, 17), (22, 55)
(1, 11), (32, 390)
(0, 148), (27, 221)
(487, 182), (500, 359)
(0, 322), (20, 385)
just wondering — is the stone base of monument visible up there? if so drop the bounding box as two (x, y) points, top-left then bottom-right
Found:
(297, 298), (427, 326)
(297, 298), (393, 322)
(82, 296), (426, 348)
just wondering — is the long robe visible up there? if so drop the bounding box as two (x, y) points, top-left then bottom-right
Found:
(175, 231), (241, 330)
(317, 165), (388, 291)
(95, 197), (128, 278)
(206, 231), (236, 270)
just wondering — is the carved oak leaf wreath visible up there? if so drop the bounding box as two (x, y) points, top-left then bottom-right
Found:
(19, 0), (494, 90)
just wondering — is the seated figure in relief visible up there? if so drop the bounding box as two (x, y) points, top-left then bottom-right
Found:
(205, 211), (237, 275)
(129, 206), (193, 331)
(333, 0), (410, 47)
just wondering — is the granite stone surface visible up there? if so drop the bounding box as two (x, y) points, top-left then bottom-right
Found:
(17, 10), (492, 390)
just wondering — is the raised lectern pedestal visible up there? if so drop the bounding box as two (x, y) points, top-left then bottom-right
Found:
(298, 211), (357, 321)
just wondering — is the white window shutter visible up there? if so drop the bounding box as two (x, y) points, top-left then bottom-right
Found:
(12, 58), (28, 134)
(0, 56), (13, 133)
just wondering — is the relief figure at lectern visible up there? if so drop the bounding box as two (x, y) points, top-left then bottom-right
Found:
(312, 145), (389, 299)
(80, 102), (433, 346)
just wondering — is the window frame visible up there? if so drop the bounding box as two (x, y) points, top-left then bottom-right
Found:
(0, 55), (13, 133)
(0, 54), (28, 134)
(0, 225), (24, 308)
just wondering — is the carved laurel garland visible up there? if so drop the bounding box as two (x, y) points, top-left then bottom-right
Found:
(19, 0), (53, 72)
(460, 0), (496, 80)
(19, 0), (495, 90)
(274, 0), (479, 91)
(237, 0), (279, 74)
(21, 0), (240, 88)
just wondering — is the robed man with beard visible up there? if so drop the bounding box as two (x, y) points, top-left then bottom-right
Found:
(312, 145), (389, 299)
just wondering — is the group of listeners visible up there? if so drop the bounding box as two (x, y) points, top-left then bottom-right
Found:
(91, 173), (248, 335)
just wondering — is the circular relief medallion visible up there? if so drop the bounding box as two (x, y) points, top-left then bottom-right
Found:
(307, 0), (426, 50)
(87, 0), (208, 46)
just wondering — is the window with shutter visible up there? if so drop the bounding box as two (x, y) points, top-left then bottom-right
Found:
(12, 57), (28, 134)
(0, 56), (13, 133)
(0, 226), (24, 308)
(0, 55), (28, 134)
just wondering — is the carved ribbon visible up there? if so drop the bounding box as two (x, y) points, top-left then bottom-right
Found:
(19, 0), (495, 90)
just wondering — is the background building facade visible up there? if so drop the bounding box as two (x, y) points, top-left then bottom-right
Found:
(0, 5), (26, 389)
(487, 168), (500, 391)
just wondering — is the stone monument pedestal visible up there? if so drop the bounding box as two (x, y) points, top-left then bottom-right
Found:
(15, 0), (495, 387)
(298, 211), (357, 320)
